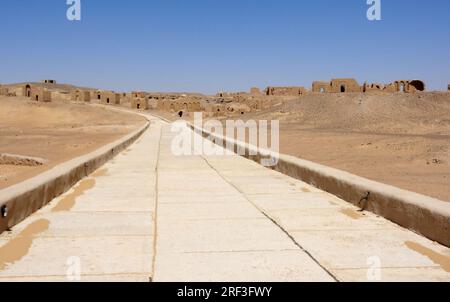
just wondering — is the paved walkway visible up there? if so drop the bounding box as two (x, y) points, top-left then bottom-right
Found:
(1, 115), (449, 282)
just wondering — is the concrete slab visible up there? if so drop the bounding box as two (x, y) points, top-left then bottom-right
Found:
(266, 208), (392, 232)
(33, 212), (154, 237)
(289, 229), (450, 271)
(0, 236), (153, 278)
(154, 250), (335, 282)
(247, 192), (345, 211)
(156, 218), (298, 253)
(331, 267), (450, 282)
(158, 202), (265, 221)
(158, 194), (248, 204)
(0, 274), (151, 282)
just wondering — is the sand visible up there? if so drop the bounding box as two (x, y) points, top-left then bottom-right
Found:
(210, 92), (450, 201)
(0, 96), (146, 189)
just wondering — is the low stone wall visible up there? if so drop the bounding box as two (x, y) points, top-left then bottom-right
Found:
(188, 123), (450, 247)
(0, 122), (149, 234)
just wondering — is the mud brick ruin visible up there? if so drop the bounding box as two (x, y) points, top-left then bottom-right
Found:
(22, 84), (51, 102)
(30, 88), (52, 102)
(0, 85), (9, 96)
(2, 77), (437, 121)
(266, 86), (308, 96)
(250, 87), (262, 95)
(42, 80), (56, 84)
(72, 89), (91, 102)
(131, 98), (149, 110)
(92, 90), (103, 101)
(312, 78), (362, 93)
(310, 78), (426, 94)
(101, 91), (121, 105)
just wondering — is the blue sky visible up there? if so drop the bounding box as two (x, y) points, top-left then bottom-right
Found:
(0, 0), (449, 93)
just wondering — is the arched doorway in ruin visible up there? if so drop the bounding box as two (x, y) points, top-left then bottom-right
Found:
(25, 85), (31, 97)
(340, 85), (346, 93)
(409, 80), (425, 91)
(396, 81), (407, 92)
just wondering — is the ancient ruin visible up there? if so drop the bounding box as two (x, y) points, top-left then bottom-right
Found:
(132, 91), (148, 99)
(22, 84), (32, 97)
(0, 85), (9, 96)
(250, 87), (262, 95)
(265, 86), (307, 96)
(312, 81), (331, 93)
(31, 87), (52, 102)
(71, 89), (91, 102)
(157, 99), (202, 114)
(362, 82), (385, 93)
(330, 79), (361, 93)
(92, 90), (102, 100)
(101, 91), (121, 105)
(312, 79), (426, 94)
(42, 80), (56, 84)
(131, 98), (149, 110)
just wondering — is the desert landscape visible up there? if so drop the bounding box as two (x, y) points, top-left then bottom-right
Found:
(227, 92), (450, 202)
(0, 94), (146, 189)
(1, 80), (449, 201)
(1, 78), (450, 283)
(2, 0), (450, 288)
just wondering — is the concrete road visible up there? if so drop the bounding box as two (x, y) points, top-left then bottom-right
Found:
(0, 115), (449, 282)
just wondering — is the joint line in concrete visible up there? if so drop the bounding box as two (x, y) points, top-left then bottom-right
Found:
(150, 125), (163, 282)
(199, 155), (341, 283)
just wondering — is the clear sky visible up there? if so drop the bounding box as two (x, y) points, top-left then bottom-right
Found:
(1, 0), (449, 94)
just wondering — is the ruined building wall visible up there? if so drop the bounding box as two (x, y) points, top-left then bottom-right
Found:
(92, 90), (103, 101)
(131, 91), (148, 99)
(330, 79), (361, 93)
(312, 81), (331, 93)
(30, 87), (52, 102)
(386, 80), (426, 93)
(72, 90), (91, 102)
(131, 98), (149, 110)
(0, 85), (9, 96)
(266, 86), (307, 96)
(22, 84), (32, 97)
(157, 100), (202, 113)
(101, 92), (121, 105)
(250, 87), (262, 95)
(363, 82), (385, 93)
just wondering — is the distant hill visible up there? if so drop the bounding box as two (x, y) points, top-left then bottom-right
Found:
(3, 82), (97, 93)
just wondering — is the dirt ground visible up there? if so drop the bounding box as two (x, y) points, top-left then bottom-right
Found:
(233, 92), (450, 201)
(154, 92), (450, 202)
(0, 96), (146, 189)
